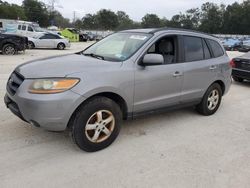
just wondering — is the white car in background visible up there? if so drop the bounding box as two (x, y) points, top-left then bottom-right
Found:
(28, 33), (70, 50)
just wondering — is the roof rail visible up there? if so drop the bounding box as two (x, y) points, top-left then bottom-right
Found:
(150, 27), (216, 37)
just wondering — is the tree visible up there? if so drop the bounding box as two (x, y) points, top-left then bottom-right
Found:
(0, 1), (26, 20)
(74, 19), (83, 29)
(168, 14), (182, 28)
(141, 14), (161, 28)
(116, 11), (133, 30)
(199, 2), (224, 33)
(222, 1), (250, 34)
(82, 13), (97, 29)
(22, 0), (49, 27)
(49, 10), (70, 28)
(95, 9), (119, 30)
(182, 8), (201, 29)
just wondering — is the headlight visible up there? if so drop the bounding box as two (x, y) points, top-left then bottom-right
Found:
(29, 78), (79, 94)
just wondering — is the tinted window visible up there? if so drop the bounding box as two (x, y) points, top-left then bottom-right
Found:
(28, 26), (33, 32)
(22, 25), (26, 31)
(202, 39), (211, 59)
(18, 25), (21, 30)
(0, 22), (2, 28)
(207, 39), (224, 58)
(184, 36), (203, 62)
(40, 34), (58, 39)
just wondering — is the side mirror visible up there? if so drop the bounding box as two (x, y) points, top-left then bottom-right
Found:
(140, 54), (164, 66)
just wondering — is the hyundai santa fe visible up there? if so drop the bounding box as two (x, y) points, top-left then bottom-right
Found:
(4, 28), (232, 152)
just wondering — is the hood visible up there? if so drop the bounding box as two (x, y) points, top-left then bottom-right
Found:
(16, 54), (122, 78)
(1, 33), (27, 40)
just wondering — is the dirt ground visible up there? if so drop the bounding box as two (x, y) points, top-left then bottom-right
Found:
(0, 43), (250, 188)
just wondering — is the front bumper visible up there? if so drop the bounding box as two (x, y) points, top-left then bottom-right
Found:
(232, 68), (250, 80)
(4, 79), (86, 131)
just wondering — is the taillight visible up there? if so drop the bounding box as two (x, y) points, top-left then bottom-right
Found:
(230, 59), (236, 68)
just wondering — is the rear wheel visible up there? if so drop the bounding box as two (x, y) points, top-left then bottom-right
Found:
(196, 83), (222, 116)
(57, 43), (65, 50)
(2, 44), (16, 55)
(70, 97), (122, 152)
(232, 76), (244, 82)
(28, 41), (35, 49)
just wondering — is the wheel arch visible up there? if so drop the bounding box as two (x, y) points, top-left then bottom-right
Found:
(212, 80), (225, 95)
(67, 92), (129, 129)
(2, 42), (16, 48)
(57, 42), (65, 47)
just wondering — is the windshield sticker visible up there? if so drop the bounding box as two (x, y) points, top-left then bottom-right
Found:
(130, 35), (148, 40)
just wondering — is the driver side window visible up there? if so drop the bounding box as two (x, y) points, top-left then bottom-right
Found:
(147, 36), (177, 64)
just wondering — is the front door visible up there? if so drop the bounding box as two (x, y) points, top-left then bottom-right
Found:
(39, 34), (56, 48)
(133, 35), (183, 114)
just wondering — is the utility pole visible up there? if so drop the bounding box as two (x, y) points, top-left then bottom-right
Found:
(73, 11), (76, 24)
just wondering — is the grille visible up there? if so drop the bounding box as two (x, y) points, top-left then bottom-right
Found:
(6, 71), (25, 96)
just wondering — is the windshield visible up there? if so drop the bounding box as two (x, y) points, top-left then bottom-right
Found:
(83, 32), (152, 61)
(33, 25), (45, 32)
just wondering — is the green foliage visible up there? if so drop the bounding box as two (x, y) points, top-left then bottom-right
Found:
(141, 14), (161, 28)
(22, 0), (49, 27)
(82, 14), (98, 29)
(50, 10), (70, 28)
(199, 3), (224, 33)
(95, 9), (119, 30)
(116, 11), (133, 30)
(1, 0), (250, 34)
(0, 1), (26, 20)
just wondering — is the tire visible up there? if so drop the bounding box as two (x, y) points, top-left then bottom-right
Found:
(2, 44), (16, 55)
(70, 97), (122, 152)
(232, 76), (243, 82)
(196, 83), (222, 116)
(28, 41), (35, 49)
(57, 43), (65, 50)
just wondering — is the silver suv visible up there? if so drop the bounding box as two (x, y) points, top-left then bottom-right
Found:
(4, 28), (232, 152)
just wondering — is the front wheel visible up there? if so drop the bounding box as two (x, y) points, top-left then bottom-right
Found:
(57, 43), (65, 50)
(71, 97), (122, 152)
(196, 83), (222, 116)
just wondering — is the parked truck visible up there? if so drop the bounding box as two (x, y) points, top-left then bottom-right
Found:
(0, 19), (45, 38)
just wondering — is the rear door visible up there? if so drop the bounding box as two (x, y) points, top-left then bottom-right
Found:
(180, 35), (218, 103)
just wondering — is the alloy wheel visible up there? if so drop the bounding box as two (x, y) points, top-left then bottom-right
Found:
(5, 46), (15, 55)
(207, 89), (219, 111)
(85, 110), (115, 143)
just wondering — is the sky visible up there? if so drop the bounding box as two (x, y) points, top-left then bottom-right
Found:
(7, 0), (242, 21)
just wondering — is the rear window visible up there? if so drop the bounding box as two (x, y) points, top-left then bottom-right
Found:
(184, 36), (203, 62)
(207, 39), (224, 58)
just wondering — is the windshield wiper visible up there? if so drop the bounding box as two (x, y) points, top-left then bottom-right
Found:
(83, 53), (105, 60)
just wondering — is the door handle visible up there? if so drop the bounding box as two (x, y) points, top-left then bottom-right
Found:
(209, 65), (217, 70)
(173, 71), (183, 77)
